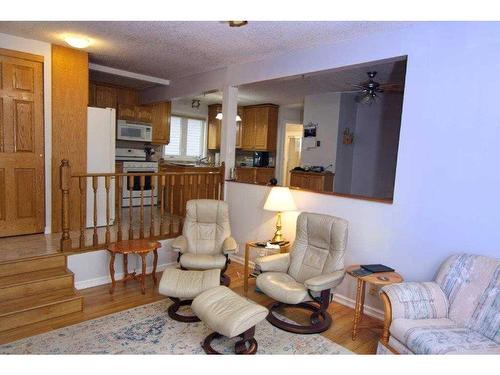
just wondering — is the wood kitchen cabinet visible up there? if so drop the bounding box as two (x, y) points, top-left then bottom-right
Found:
(117, 104), (136, 120)
(207, 104), (221, 150)
(235, 167), (275, 184)
(207, 104), (244, 150)
(290, 171), (334, 192)
(94, 84), (117, 108)
(150, 101), (171, 145)
(241, 104), (278, 151)
(117, 104), (153, 123)
(89, 82), (138, 108)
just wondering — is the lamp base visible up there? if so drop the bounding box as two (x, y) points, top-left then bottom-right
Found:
(271, 212), (284, 243)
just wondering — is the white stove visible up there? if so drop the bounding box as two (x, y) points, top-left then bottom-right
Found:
(117, 149), (159, 207)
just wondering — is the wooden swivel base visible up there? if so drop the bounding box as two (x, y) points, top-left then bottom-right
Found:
(168, 298), (200, 323)
(202, 326), (258, 355)
(266, 301), (332, 334)
(220, 274), (231, 287)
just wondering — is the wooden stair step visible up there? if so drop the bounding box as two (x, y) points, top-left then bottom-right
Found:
(0, 288), (83, 332)
(0, 254), (66, 277)
(0, 267), (74, 301)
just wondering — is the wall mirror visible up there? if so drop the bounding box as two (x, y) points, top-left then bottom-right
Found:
(234, 56), (407, 202)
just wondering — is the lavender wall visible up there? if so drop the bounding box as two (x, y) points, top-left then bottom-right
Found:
(147, 23), (500, 314)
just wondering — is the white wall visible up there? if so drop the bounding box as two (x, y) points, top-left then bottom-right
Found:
(0, 33), (52, 233)
(301, 92), (340, 169)
(67, 239), (177, 289)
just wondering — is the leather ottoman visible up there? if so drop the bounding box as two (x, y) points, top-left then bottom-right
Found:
(192, 285), (268, 354)
(159, 268), (220, 322)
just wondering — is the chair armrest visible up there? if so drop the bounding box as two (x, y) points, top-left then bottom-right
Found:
(381, 281), (449, 320)
(304, 270), (345, 292)
(222, 236), (238, 255)
(254, 253), (290, 273)
(171, 235), (187, 253)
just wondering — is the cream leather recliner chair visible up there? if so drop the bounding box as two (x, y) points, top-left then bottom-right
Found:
(255, 212), (348, 334)
(172, 199), (237, 285)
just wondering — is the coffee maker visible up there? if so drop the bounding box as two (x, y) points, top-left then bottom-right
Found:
(253, 151), (269, 167)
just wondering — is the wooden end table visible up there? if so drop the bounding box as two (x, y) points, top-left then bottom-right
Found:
(346, 265), (403, 340)
(107, 239), (161, 295)
(243, 241), (290, 296)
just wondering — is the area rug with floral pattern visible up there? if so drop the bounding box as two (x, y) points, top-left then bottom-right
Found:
(0, 299), (352, 354)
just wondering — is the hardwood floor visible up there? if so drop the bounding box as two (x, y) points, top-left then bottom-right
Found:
(0, 262), (381, 354)
(0, 207), (180, 262)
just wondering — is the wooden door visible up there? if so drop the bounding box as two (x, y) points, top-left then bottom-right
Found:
(254, 107), (269, 150)
(0, 50), (45, 237)
(207, 105), (221, 150)
(241, 107), (256, 150)
(151, 101), (171, 144)
(235, 107), (243, 148)
(135, 106), (152, 123)
(117, 104), (136, 120)
(235, 168), (256, 183)
(255, 168), (274, 184)
(95, 85), (117, 108)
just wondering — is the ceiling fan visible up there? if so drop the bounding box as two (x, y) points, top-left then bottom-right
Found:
(347, 71), (404, 105)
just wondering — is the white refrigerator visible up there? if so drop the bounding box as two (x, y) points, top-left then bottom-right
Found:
(86, 107), (116, 227)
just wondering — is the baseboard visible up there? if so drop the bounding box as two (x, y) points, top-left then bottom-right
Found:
(230, 255), (384, 321)
(333, 293), (384, 321)
(74, 261), (176, 290)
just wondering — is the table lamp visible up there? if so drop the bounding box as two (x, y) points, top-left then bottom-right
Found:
(263, 186), (297, 242)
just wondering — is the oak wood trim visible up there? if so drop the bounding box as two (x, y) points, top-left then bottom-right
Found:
(0, 48), (44, 63)
(225, 180), (394, 204)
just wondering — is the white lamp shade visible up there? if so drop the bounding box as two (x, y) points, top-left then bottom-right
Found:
(263, 186), (297, 212)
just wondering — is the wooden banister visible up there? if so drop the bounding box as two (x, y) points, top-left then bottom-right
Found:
(59, 160), (227, 252)
(60, 160), (72, 251)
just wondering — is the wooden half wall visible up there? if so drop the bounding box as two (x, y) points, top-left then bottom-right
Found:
(51, 45), (88, 232)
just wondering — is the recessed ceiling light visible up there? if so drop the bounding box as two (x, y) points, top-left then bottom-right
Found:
(64, 35), (92, 49)
(228, 21), (248, 27)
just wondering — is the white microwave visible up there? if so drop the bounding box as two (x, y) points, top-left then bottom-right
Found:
(117, 120), (152, 142)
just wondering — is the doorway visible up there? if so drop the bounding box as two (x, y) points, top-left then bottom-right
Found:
(282, 123), (303, 186)
(0, 49), (45, 237)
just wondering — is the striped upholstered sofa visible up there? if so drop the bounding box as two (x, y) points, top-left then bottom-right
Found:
(377, 254), (499, 354)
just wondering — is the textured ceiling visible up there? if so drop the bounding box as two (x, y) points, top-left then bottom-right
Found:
(0, 21), (408, 79)
(183, 58), (407, 107)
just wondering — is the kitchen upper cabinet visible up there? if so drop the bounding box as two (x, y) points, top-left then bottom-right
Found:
(150, 101), (171, 145)
(208, 105), (244, 150)
(235, 107), (244, 149)
(241, 104), (278, 151)
(117, 104), (153, 123)
(89, 82), (137, 108)
(117, 104), (136, 120)
(94, 84), (117, 108)
(207, 104), (221, 150)
(135, 106), (153, 123)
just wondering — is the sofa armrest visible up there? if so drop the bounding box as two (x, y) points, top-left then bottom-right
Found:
(304, 270), (345, 292)
(254, 253), (290, 273)
(222, 236), (238, 255)
(381, 281), (449, 320)
(171, 235), (187, 253)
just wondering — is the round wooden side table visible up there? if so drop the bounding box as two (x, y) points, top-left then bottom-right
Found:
(346, 265), (403, 340)
(107, 239), (161, 295)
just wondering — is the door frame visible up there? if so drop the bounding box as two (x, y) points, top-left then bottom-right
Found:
(0, 45), (51, 234)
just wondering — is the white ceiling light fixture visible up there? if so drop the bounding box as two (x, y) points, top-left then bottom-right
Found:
(216, 112), (242, 122)
(63, 35), (92, 49)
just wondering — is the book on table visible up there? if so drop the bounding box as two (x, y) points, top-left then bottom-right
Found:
(360, 264), (394, 273)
